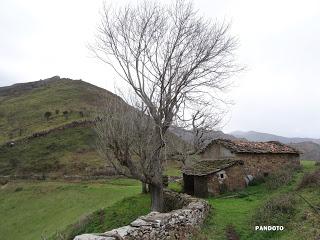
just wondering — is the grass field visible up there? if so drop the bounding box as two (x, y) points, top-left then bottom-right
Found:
(1, 161), (319, 240)
(0, 179), (142, 240)
(0, 126), (104, 176)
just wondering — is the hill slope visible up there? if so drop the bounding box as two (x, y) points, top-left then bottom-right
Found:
(0, 77), (186, 176)
(290, 141), (320, 161)
(0, 77), (120, 176)
(0, 76), (119, 144)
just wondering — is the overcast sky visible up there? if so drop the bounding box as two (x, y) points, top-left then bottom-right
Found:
(1, 0), (320, 138)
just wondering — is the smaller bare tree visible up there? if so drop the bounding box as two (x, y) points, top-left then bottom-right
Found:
(95, 95), (160, 193)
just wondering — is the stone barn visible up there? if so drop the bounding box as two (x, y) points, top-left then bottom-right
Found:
(182, 159), (247, 197)
(199, 139), (300, 177)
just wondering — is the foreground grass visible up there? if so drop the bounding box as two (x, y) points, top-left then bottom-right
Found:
(0, 179), (142, 240)
(196, 160), (319, 240)
(52, 194), (150, 240)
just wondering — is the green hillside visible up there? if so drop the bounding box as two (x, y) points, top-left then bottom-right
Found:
(0, 77), (119, 176)
(0, 76), (117, 144)
(0, 126), (104, 176)
(0, 77), (185, 177)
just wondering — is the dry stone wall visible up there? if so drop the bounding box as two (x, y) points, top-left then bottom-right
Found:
(74, 190), (210, 240)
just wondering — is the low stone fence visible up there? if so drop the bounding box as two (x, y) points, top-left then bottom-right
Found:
(74, 190), (210, 240)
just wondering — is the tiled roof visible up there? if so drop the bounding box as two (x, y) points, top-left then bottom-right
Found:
(182, 159), (243, 176)
(200, 139), (300, 154)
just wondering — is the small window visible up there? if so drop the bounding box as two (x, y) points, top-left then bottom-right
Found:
(220, 173), (224, 179)
(263, 172), (269, 177)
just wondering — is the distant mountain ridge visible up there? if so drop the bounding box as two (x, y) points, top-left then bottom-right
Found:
(230, 130), (320, 161)
(170, 125), (237, 146)
(230, 130), (320, 145)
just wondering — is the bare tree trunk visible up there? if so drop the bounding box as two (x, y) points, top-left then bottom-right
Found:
(149, 135), (165, 212)
(150, 184), (164, 212)
(141, 182), (148, 193)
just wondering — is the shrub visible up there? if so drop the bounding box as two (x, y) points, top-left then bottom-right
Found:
(298, 169), (320, 189)
(62, 111), (69, 120)
(44, 111), (52, 121)
(252, 194), (296, 226)
(265, 166), (294, 190)
(315, 161), (320, 166)
(0, 179), (8, 185)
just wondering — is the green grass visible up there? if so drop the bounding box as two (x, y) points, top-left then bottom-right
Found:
(195, 160), (320, 240)
(0, 160), (319, 240)
(0, 126), (104, 175)
(164, 160), (182, 177)
(0, 179), (143, 240)
(52, 194), (150, 240)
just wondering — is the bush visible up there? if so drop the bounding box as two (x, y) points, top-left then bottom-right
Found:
(0, 179), (8, 185)
(265, 166), (294, 190)
(315, 161), (320, 166)
(298, 169), (320, 189)
(252, 194), (296, 226)
(62, 111), (69, 120)
(44, 111), (52, 121)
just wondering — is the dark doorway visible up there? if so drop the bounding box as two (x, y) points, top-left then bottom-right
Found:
(194, 176), (208, 198)
(183, 174), (194, 195)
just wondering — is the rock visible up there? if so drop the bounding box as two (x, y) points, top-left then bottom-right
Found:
(73, 234), (114, 240)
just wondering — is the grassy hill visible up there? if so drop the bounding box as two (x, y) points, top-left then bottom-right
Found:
(0, 77), (119, 176)
(0, 76), (118, 144)
(0, 77), (186, 177)
(290, 141), (320, 162)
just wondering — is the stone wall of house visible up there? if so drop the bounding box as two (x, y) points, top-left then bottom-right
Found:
(199, 143), (300, 178)
(207, 164), (246, 195)
(200, 144), (235, 160)
(236, 153), (300, 177)
(74, 190), (210, 240)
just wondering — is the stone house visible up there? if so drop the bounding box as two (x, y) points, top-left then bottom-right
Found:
(199, 139), (300, 178)
(182, 159), (247, 197)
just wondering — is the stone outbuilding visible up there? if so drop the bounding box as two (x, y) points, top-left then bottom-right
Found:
(182, 159), (247, 197)
(199, 139), (300, 178)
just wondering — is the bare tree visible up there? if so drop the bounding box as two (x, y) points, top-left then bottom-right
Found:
(92, 0), (240, 211)
(95, 96), (156, 188)
(190, 105), (225, 153)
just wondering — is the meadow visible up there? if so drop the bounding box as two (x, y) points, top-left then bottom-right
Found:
(0, 161), (319, 240)
(0, 179), (143, 240)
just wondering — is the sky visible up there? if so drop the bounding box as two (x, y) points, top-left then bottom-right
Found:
(1, 0), (320, 138)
